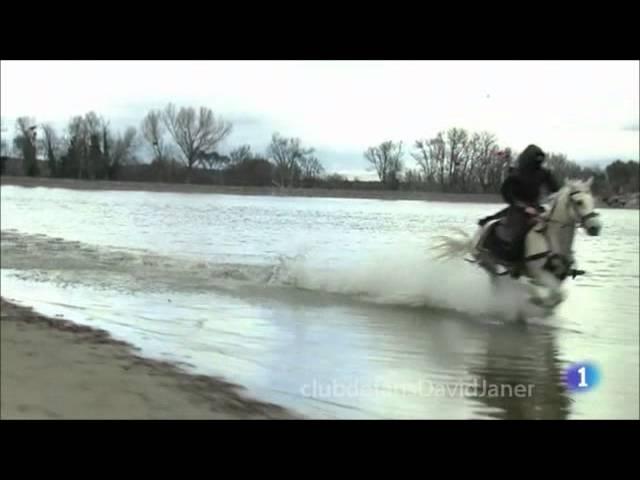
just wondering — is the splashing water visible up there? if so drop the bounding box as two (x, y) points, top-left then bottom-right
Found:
(272, 241), (548, 322)
(2, 230), (549, 323)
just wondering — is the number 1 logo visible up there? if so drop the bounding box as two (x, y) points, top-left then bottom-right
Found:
(578, 366), (588, 388)
(566, 363), (600, 392)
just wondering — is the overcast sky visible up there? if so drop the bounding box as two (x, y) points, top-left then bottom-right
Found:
(1, 60), (638, 178)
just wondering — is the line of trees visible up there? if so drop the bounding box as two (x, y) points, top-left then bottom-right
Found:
(364, 129), (513, 193)
(364, 127), (639, 196)
(1, 110), (638, 196)
(0, 105), (329, 188)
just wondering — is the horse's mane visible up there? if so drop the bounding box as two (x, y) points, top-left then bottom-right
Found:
(544, 178), (591, 206)
(564, 178), (591, 191)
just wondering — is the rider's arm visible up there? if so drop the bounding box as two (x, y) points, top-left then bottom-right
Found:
(500, 177), (516, 204)
(501, 177), (530, 209)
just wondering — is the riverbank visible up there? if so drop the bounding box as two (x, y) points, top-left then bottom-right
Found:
(3, 175), (637, 208)
(0, 297), (298, 419)
(0, 175), (504, 203)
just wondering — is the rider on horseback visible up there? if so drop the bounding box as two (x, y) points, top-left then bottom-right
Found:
(478, 145), (560, 263)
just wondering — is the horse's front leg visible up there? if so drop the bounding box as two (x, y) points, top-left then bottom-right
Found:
(523, 230), (567, 309)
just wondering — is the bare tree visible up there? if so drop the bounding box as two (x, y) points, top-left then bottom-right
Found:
(413, 128), (505, 193)
(101, 121), (112, 178)
(109, 127), (138, 175)
(224, 149), (274, 187)
(545, 152), (583, 184)
(60, 117), (80, 178)
(198, 151), (231, 170)
(467, 132), (500, 193)
(403, 168), (424, 190)
(15, 117), (39, 176)
(267, 133), (314, 187)
(162, 103), (232, 180)
(413, 136), (445, 187)
(84, 112), (101, 135)
(605, 160), (639, 195)
(84, 112), (103, 179)
(63, 115), (91, 178)
(141, 109), (167, 163)
(413, 133), (447, 190)
(445, 128), (469, 192)
(229, 144), (254, 165)
(41, 123), (61, 177)
(364, 140), (404, 188)
(142, 111), (181, 181)
(298, 155), (325, 181)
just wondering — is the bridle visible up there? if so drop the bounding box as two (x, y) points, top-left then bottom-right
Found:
(544, 188), (599, 229)
(568, 190), (600, 228)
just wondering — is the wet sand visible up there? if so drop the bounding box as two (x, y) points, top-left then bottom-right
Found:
(0, 298), (298, 419)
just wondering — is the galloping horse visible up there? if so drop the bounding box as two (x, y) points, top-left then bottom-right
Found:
(435, 177), (603, 310)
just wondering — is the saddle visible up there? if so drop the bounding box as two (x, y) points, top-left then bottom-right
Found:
(479, 218), (528, 265)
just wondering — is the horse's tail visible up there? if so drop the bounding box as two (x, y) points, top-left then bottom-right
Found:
(432, 227), (476, 261)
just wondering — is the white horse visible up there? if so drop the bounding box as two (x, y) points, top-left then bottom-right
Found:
(434, 177), (603, 310)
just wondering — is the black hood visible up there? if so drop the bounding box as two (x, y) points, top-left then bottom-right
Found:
(517, 144), (546, 171)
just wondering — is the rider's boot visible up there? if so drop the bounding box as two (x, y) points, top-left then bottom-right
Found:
(510, 266), (522, 279)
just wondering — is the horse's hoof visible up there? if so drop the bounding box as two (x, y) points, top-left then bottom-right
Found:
(529, 295), (562, 310)
(541, 307), (555, 318)
(529, 296), (545, 307)
(549, 294), (564, 309)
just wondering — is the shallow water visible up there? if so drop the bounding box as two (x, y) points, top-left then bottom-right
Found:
(1, 185), (638, 419)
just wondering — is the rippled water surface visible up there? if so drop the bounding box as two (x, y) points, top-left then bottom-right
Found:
(1, 185), (638, 419)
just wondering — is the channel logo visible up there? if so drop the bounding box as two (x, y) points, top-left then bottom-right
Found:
(565, 362), (601, 392)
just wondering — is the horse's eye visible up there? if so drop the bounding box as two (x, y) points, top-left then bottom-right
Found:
(575, 200), (583, 206)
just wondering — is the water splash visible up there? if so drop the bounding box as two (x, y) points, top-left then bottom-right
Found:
(271, 242), (547, 322)
(2, 230), (548, 321)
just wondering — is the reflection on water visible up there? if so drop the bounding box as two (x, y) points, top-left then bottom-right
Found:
(469, 324), (572, 419)
(0, 185), (638, 419)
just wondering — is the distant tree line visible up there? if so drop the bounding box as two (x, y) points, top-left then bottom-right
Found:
(0, 105), (327, 188)
(364, 127), (639, 196)
(1, 110), (638, 197)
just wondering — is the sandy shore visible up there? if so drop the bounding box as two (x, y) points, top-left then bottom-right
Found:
(1, 175), (504, 203)
(0, 297), (298, 419)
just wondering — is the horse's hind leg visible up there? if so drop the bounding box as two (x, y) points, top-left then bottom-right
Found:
(528, 266), (564, 309)
(477, 253), (499, 286)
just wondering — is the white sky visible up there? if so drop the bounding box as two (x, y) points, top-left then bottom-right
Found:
(1, 60), (638, 178)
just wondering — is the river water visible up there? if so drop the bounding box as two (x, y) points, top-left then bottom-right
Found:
(1, 185), (638, 419)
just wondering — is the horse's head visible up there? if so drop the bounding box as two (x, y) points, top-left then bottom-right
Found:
(562, 177), (602, 236)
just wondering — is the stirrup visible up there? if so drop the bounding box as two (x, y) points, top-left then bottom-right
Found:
(570, 268), (586, 279)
